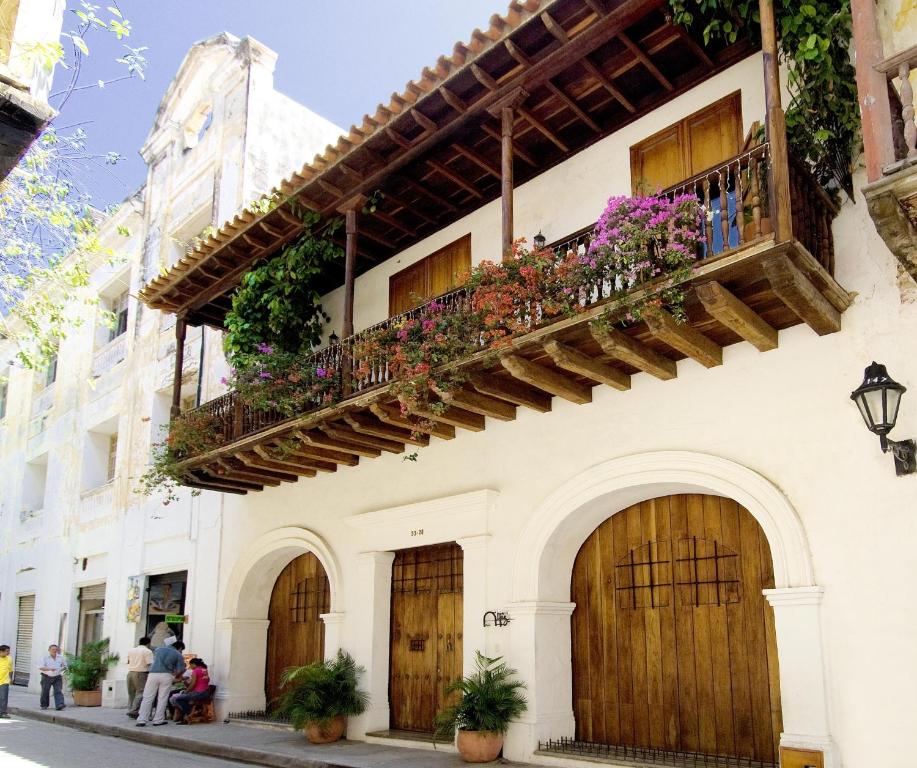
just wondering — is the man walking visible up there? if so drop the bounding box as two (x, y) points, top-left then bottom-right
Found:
(125, 636), (153, 718)
(135, 638), (185, 727)
(0, 644), (12, 718)
(38, 644), (67, 710)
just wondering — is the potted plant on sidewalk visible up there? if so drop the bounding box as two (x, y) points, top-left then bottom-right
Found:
(272, 650), (369, 744)
(64, 638), (119, 707)
(434, 652), (527, 763)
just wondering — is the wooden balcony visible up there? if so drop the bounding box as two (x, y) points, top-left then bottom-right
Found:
(863, 43), (917, 280)
(171, 146), (848, 494)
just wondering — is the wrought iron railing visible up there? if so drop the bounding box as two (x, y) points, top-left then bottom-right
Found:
(91, 334), (128, 378)
(178, 142), (834, 454)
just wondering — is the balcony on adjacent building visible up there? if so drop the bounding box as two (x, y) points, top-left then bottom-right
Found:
(861, 43), (917, 280)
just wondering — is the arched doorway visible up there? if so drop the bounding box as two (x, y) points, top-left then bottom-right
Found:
(264, 552), (330, 708)
(570, 493), (781, 763)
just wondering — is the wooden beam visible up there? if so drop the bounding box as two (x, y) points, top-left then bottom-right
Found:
(517, 105), (570, 152)
(433, 386), (517, 421)
(471, 63), (498, 91)
(580, 57), (636, 112)
(643, 307), (723, 368)
(383, 191), (439, 227)
(583, 0), (606, 15)
(211, 460), (287, 486)
(401, 176), (458, 213)
(426, 158), (483, 199)
(188, 468), (263, 490)
(342, 208), (358, 338)
(590, 325), (677, 380)
(384, 126), (413, 150)
(410, 108), (437, 134)
(344, 412), (430, 446)
(321, 424), (405, 454)
(356, 225), (397, 251)
(501, 354), (592, 404)
(674, 25), (713, 67)
(404, 402), (486, 432)
(440, 86), (469, 114)
(295, 429), (382, 458)
(236, 455), (317, 478)
(281, 443), (360, 467)
(372, 208), (417, 237)
(619, 32), (673, 90)
(468, 373), (553, 412)
(545, 81), (601, 132)
(504, 39), (532, 68)
(695, 281), (778, 352)
(543, 340), (631, 390)
(761, 254), (840, 335)
(183, 476), (251, 494)
(252, 444), (338, 473)
(480, 122), (537, 166)
(541, 11), (569, 43)
(170, 317), (187, 419)
(452, 142), (501, 178)
(369, 403), (456, 440)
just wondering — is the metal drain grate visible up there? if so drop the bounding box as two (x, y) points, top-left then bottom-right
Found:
(227, 709), (291, 725)
(537, 738), (777, 768)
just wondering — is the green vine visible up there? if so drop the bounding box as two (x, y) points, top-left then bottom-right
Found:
(223, 209), (343, 357)
(669, 0), (858, 197)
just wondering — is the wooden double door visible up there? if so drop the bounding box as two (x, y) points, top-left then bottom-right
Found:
(389, 543), (464, 733)
(265, 552), (330, 708)
(571, 494), (782, 763)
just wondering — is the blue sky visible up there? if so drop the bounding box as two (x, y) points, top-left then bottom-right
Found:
(59, 0), (504, 207)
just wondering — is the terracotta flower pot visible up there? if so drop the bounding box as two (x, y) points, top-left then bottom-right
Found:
(72, 689), (102, 707)
(305, 715), (346, 744)
(456, 730), (503, 763)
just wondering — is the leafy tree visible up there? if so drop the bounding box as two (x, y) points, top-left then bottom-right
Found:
(0, 1), (147, 369)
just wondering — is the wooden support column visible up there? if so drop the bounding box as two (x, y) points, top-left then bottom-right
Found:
(170, 316), (187, 419)
(850, 0), (896, 180)
(338, 195), (365, 397)
(489, 88), (528, 261)
(758, 0), (793, 243)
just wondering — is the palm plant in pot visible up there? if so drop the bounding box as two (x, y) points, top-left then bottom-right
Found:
(64, 638), (119, 706)
(272, 650), (369, 743)
(435, 652), (527, 763)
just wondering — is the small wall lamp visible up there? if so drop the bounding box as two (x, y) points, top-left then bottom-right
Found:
(850, 362), (916, 476)
(533, 231), (547, 250)
(328, 331), (340, 346)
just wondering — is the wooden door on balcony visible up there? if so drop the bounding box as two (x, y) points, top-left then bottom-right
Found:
(389, 234), (471, 316)
(265, 552), (330, 709)
(389, 543), (463, 733)
(630, 92), (742, 194)
(571, 494), (782, 764)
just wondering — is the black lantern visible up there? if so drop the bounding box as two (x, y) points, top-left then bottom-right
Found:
(851, 362), (915, 475)
(328, 331), (340, 346)
(533, 231), (547, 250)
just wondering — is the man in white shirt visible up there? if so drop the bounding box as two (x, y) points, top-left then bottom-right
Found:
(125, 636), (153, 718)
(38, 644), (67, 710)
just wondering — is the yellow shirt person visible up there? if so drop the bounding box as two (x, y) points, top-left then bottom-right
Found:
(0, 653), (12, 685)
(0, 645), (12, 718)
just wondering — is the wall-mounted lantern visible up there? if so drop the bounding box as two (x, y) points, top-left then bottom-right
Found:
(482, 611), (511, 628)
(850, 361), (916, 476)
(533, 231), (547, 250)
(328, 331), (340, 346)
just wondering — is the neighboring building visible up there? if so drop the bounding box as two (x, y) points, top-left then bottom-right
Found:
(0, 0), (64, 179)
(0, 31), (340, 700)
(2, 4), (916, 768)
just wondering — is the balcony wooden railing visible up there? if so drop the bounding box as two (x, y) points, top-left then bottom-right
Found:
(879, 44), (917, 173)
(178, 144), (843, 479)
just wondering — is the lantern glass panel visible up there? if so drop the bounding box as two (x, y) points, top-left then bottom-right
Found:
(854, 395), (873, 430)
(864, 388), (887, 431)
(886, 387), (903, 429)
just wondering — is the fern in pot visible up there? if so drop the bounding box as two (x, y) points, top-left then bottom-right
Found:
(435, 652), (527, 763)
(64, 638), (119, 706)
(273, 650), (369, 744)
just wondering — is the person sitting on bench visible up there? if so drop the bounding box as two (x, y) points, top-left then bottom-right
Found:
(170, 658), (210, 724)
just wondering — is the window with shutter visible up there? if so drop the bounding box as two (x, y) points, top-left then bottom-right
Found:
(629, 91), (742, 194)
(389, 234), (471, 316)
(108, 291), (129, 341)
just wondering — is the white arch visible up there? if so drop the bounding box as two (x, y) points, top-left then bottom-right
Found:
(221, 526), (342, 619)
(512, 450), (814, 602)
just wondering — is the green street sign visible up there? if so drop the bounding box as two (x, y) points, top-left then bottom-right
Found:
(164, 614), (185, 624)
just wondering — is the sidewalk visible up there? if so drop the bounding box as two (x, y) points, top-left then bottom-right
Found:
(6, 687), (530, 768)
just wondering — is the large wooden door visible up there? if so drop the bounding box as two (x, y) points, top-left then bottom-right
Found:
(389, 543), (463, 733)
(571, 494), (782, 763)
(265, 552), (330, 708)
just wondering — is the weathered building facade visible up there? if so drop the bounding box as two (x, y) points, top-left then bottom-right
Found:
(3, 3), (917, 768)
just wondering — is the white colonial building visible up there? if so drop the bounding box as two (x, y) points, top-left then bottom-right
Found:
(2, 2), (917, 768)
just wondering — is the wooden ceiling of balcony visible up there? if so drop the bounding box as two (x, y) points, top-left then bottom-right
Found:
(177, 242), (853, 494)
(138, 0), (755, 328)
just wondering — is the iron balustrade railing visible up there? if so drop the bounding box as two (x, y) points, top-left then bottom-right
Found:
(179, 141), (835, 454)
(91, 334), (128, 378)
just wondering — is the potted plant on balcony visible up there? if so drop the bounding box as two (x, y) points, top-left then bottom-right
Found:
(272, 650), (369, 744)
(64, 638), (119, 706)
(434, 652), (527, 763)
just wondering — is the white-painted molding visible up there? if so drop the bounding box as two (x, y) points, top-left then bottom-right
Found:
(346, 489), (497, 551)
(512, 451), (815, 601)
(220, 525), (342, 618)
(765, 586), (825, 607)
(509, 601), (577, 617)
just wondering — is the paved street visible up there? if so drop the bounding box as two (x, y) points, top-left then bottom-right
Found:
(0, 715), (254, 768)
